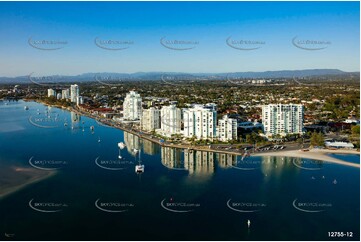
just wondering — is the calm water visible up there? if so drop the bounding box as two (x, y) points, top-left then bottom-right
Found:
(0, 100), (359, 241)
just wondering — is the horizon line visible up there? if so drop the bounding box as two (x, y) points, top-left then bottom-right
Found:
(1, 68), (360, 78)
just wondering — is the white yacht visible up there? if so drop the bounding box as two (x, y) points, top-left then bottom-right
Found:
(241, 151), (250, 161)
(118, 142), (126, 149)
(135, 164), (144, 173)
(134, 148), (144, 173)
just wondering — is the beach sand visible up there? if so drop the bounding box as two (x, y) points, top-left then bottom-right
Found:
(254, 149), (360, 168)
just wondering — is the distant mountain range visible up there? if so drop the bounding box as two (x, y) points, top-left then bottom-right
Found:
(0, 69), (358, 84)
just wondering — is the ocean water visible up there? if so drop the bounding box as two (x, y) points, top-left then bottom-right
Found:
(0, 100), (359, 241)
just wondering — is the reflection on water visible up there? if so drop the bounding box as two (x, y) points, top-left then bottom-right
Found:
(184, 149), (215, 175)
(70, 111), (80, 124)
(160, 147), (215, 176)
(217, 153), (236, 168)
(124, 132), (140, 156)
(99, 130), (329, 180)
(161, 147), (183, 169)
(261, 156), (294, 176)
(142, 139), (160, 155)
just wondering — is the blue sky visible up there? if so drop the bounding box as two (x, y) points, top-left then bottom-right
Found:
(0, 1), (359, 76)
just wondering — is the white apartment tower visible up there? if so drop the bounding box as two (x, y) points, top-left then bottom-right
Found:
(123, 91), (142, 121)
(160, 104), (181, 137)
(141, 107), (161, 132)
(47, 88), (56, 97)
(62, 89), (70, 100)
(70, 84), (79, 103)
(217, 115), (238, 141)
(183, 103), (217, 140)
(262, 103), (304, 137)
(76, 96), (83, 106)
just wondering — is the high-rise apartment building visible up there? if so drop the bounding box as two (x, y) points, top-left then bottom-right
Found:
(262, 104), (304, 137)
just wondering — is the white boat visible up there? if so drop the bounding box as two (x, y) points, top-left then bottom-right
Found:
(118, 142), (126, 149)
(118, 142), (125, 159)
(247, 220), (251, 228)
(90, 126), (94, 131)
(134, 146), (144, 173)
(241, 151), (250, 161)
(24, 106), (29, 110)
(135, 164), (144, 173)
(64, 122), (68, 126)
(98, 137), (101, 143)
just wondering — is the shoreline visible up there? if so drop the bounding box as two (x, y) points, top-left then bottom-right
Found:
(28, 99), (360, 168)
(254, 149), (360, 168)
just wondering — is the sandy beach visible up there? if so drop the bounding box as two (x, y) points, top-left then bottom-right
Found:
(254, 149), (360, 168)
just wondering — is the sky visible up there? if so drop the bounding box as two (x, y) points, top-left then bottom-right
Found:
(0, 1), (359, 77)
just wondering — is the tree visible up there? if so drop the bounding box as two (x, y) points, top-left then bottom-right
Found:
(351, 125), (360, 137)
(297, 138), (304, 148)
(310, 132), (324, 147)
(246, 134), (252, 144)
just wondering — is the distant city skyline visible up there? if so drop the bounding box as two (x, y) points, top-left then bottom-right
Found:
(0, 1), (359, 77)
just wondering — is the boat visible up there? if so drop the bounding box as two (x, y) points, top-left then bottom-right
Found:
(241, 151), (250, 161)
(98, 137), (101, 143)
(333, 179), (337, 184)
(135, 164), (144, 173)
(134, 147), (144, 173)
(64, 122), (68, 126)
(24, 106), (29, 110)
(117, 142), (126, 159)
(90, 126), (94, 131)
(247, 220), (251, 228)
(118, 142), (126, 149)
